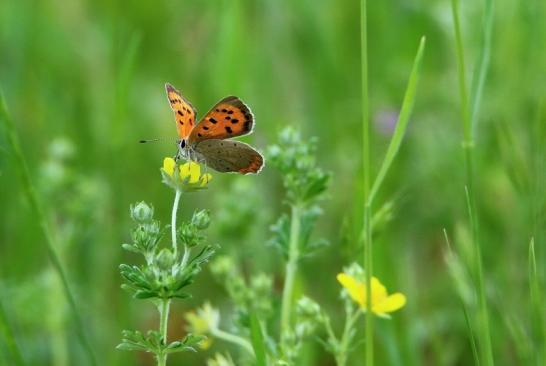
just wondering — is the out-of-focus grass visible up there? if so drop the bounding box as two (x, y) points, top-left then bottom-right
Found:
(0, 0), (545, 365)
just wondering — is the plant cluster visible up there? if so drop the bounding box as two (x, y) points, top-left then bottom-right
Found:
(117, 160), (215, 366)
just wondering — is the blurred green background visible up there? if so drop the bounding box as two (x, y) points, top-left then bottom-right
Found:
(1, 0), (545, 365)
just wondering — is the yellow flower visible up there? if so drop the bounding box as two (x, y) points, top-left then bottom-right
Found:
(161, 157), (212, 191)
(185, 302), (219, 350)
(337, 273), (406, 318)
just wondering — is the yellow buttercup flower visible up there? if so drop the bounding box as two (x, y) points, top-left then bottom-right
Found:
(161, 158), (212, 191)
(337, 273), (406, 318)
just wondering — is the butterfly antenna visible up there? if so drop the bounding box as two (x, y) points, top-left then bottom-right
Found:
(139, 138), (160, 144)
(139, 137), (179, 144)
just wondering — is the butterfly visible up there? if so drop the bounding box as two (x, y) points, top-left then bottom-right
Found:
(165, 83), (264, 174)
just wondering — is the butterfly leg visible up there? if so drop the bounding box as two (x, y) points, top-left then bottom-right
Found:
(174, 149), (181, 162)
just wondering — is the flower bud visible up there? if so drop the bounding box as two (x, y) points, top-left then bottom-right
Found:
(296, 296), (321, 321)
(155, 248), (175, 269)
(130, 202), (154, 223)
(192, 210), (211, 230)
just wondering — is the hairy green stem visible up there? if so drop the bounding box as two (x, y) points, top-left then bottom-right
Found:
(337, 309), (363, 366)
(211, 328), (255, 356)
(157, 299), (171, 366)
(280, 204), (302, 344)
(172, 189), (181, 254)
(0, 92), (97, 365)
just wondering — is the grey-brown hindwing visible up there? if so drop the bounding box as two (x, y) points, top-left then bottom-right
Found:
(195, 139), (264, 174)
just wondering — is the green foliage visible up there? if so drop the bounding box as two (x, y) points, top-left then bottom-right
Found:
(117, 330), (204, 354)
(268, 127), (330, 261)
(121, 203), (215, 301)
(267, 127), (330, 206)
(1, 0), (545, 365)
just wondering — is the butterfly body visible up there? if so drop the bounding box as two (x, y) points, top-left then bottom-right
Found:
(165, 83), (264, 174)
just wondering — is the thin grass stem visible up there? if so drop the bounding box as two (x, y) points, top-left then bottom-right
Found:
(529, 238), (545, 364)
(359, 0), (373, 364)
(0, 299), (25, 366)
(451, 0), (494, 363)
(470, 0), (494, 132)
(0, 92), (97, 366)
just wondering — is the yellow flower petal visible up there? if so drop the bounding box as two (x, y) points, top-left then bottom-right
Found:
(163, 157), (176, 177)
(180, 162), (201, 183)
(371, 277), (388, 304)
(337, 273), (365, 307)
(373, 293), (406, 314)
(185, 311), (210, 334)
(200, 173), (213, 186)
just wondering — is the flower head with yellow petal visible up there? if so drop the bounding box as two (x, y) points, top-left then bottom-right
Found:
(161, 157), (212, 192)
(337, 271), (406, 318)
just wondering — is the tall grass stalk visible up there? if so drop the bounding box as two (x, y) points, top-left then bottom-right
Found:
(0, 92), (97, 366)
(360, 0), (373, 363)
(359, 0), (426, 356)
(450, 1), (494, 364)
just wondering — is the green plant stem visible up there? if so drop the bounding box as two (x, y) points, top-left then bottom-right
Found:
(211, 328), (255, 356)
(451, 1), (493, 365)
(360, 0), (373, 364)
(337, 309), (363, 366)
(280, 204), (302, 344)
(0, 92), (97, 366)
(363, 202), (373, 366)
(157, 298), (171, 366)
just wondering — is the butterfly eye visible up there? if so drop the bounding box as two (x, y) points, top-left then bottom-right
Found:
(179, 140), (186, 149)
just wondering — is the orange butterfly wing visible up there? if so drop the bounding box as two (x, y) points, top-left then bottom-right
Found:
(165, 83), (197, 140)
(188, 96), (254, 144)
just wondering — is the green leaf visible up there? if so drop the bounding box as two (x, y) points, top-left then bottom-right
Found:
(134, 290), (159, 299)
(368, 36), (426, 204)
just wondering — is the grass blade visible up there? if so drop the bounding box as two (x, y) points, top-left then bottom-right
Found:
(529, 238), (545, 364)
(462, 305), (481, 366)
(368, 36), (426, 204)
(443, 229), (480, 366)
(249, 312), (267, 366)
(470, 0), (494, 131)
(0, 92), (97, 366)
(0, 299), (26, 366)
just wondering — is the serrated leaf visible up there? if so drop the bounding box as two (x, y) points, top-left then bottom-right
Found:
(134, 290), (159, 299)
